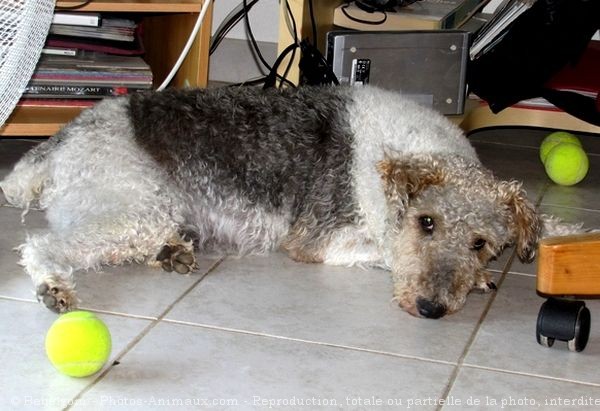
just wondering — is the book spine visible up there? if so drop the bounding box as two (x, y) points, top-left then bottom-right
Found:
(52, 12), (101, 27)
(41, 47), (78, 56)
(18, 98), (97, 108)
(31, 75), (153, 84)
(49, 26), (134, 42)
(23, 84), (142, 98)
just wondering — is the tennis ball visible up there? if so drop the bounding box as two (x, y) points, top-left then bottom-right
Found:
(540, 131), (581, 164)
(45, 311), (112, 378)
(544, 142), (589, 186)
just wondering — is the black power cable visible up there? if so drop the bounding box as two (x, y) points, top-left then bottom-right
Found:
(221, 0), (296, 88)
(210, 0), (260, 56)
(341, 1), (388, 25)
(297, 0), (339, 86)
(243, 0), (273, 71)
(55, 0), (94, 10)
(225, 0), (337, 88)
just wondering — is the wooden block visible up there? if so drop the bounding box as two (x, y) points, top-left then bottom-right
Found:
(537, 233), (600, 296)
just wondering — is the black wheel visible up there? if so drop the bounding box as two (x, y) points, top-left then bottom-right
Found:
(536, 298), (591, 352)
(567, 304), (591, 352)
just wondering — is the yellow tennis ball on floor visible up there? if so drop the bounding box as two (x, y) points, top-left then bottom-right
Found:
(540, 131), (581, 164)
(45, 311), (112, 378)
(544, 142), (589, 186)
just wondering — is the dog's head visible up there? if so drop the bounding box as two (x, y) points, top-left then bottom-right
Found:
(377, 154), (540, 319)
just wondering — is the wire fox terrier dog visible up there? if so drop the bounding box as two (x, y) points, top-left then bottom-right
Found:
(0, 86), (575, 318)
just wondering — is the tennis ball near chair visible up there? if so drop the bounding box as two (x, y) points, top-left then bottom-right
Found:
(544, 143), (589, 186)
(45, 311), (112, 377)
(539, 131), (581, 164)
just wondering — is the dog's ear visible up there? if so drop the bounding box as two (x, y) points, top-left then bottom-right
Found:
(498, 180), (541, 262)
(376, 156), (445, 217)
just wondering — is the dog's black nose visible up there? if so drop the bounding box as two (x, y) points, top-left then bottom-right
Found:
(416, 297), (446, 319)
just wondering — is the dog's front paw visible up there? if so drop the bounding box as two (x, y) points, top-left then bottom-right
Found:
(156, 244), (196, 274)
(36, 278), (77, 313)
(472, 271), (497, 294)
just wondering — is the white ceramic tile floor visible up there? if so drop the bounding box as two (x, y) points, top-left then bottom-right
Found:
(1, 128), (600, 411)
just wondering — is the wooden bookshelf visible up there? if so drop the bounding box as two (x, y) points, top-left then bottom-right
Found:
(0, 0), (213, 137)
(55, 1), (206, 13)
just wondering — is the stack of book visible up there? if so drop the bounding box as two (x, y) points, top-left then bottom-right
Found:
(469, 0), (535, 59)
(20, 12), (152, 107)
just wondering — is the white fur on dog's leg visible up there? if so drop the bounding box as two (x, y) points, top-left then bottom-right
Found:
(0, 140), (53, 211)
(322, 225), (388, 269)
(20, 217), (178, 312)
(19, 236), (78, 312)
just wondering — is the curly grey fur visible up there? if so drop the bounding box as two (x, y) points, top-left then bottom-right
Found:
(0, 85), (577, 317)
(128, 86), (359, 252)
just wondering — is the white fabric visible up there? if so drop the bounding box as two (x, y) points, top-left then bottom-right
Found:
(0, 0), (56, 126)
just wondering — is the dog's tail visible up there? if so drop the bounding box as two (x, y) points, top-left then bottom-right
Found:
(0, 136), (61, 212)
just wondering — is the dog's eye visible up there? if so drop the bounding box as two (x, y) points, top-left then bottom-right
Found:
(419, 216), (435, 234)
(472, 238), (487, 251)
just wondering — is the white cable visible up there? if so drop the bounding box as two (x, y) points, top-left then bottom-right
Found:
(156, 0), (212, 91)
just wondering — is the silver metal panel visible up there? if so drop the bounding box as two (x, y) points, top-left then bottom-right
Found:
(326, 30), (470, 115)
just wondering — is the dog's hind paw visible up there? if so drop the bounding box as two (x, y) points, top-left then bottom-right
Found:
(156, 244), (196, 274)
(36, 278), (77, 313)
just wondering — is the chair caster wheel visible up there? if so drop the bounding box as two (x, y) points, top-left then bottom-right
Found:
(536, 297), (591, 352)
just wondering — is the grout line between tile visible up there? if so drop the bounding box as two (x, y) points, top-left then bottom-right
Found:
(0, 202), (35, 210)
(506, 271), (536, 278)
(470, 140), (540, 151)
(535, 182), (550, 208)
(0, 295), (37, 304)
(63, 256), (226, 411)
(76, 306), (158, 321)
(0, 138), (43, 143)
(462, 363), (600, 388)
(436, 249), (518, 411)
(0, 291), (170, 321)
(538, 203), (600, 214)
(161, 318), (458, 367)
